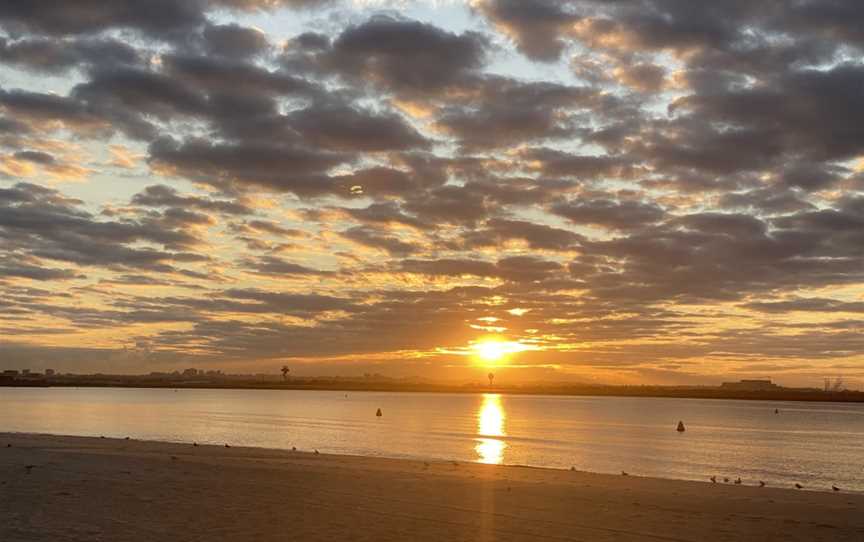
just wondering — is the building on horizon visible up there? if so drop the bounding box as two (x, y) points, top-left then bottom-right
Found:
(720, 379), (780, 391)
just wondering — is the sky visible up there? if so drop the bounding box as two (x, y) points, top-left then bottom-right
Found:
(1, 1), (864, 387)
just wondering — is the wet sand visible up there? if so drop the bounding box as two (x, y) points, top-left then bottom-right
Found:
(1, 433), (862, 541)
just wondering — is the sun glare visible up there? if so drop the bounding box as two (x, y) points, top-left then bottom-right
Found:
(471, 338), (527, 365)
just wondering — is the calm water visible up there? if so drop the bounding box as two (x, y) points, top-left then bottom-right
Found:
(2, 388), (863, 491)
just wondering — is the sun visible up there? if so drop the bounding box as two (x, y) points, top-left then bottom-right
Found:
(471, 338), (527, 365)
(475, 340), (509, 362)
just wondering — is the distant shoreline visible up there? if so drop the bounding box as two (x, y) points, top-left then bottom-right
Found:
(3, 379), (864, 402)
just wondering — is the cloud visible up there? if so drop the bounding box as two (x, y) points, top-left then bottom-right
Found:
(552, 198), (666, 231)
(474, 0), (580, 61)
(326, 15), (488, 96)
(148, 137), (350, 194)
(202, 23), (270, 59)
(2, 2), (864, 383)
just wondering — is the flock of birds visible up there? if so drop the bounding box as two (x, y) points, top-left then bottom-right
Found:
(699, 473), (842, 492)
(610, 413), (847, 492)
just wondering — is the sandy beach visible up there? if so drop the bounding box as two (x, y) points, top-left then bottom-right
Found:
(1, 433), (862, 542)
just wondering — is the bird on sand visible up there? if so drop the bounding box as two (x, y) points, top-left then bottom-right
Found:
(832, 485), (841, 492)
(734, 477), (742, 485)
(124, 437), (130, 440)
(314, 449), (320, 455)
(193, 442), (198, 447)
(224, 444), (230, 448)
(710, 476), (717, 483)
(795, 483), (803, 489)
(292, 446), (297, 451)
(723, 477), (730, 483)
(621, 471), (629, 476)
(570, 466), (576, 471)
(759, 481), (766, 487)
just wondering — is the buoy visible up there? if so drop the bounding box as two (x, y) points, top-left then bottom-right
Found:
(677, 421), (686, 432)
(376, 408), (382, 417)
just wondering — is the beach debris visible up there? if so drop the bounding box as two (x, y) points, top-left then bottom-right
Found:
(676, 421), (686, 432)
(621, 471), (629, 476)
(832, 485), (841, 492)
(710, 476), (717, 483)
(376, 408), (383, 417)
(734, 477), (742, 485)
(795, 483), (803, 489)
(24, 465), (35, 474)
(759, 481), (766, 487)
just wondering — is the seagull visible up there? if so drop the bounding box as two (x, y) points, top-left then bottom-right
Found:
(224, 444), (230, 448)
(314, 449), (320, 455)
(734, 477), (742, 485)
(710, 476), (717, 483)
(621, 471), (629, 476)
(193, 442), (198, 447)
(759, 481), (766, 487)
(723, 477), (730, 483)
(832, 485), (840, 492)
(124, 437), (130, 441)
(795, 483), (803, 489)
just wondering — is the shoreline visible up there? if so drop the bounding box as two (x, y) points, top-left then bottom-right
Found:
(4, 381), (864, 403)
(1, 430), (858, 496)
(2, 433), (863, 541)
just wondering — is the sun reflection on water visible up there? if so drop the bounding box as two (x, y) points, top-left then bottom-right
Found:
(475, 394), (507, 464)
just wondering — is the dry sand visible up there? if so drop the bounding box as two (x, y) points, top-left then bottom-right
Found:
(1, 433), (861, 542)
